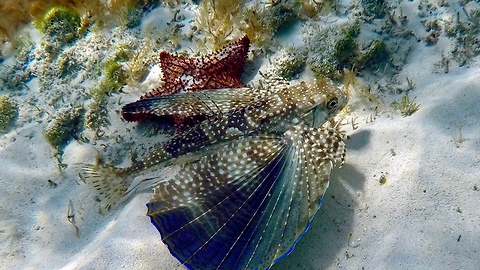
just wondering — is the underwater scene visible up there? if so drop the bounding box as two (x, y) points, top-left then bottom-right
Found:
(0, 0), (479, 269)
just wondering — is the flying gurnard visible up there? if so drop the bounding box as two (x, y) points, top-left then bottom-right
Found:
(82, 75), (348, 270)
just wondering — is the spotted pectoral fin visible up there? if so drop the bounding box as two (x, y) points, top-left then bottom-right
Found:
(122, 87), (260, 123)
(146, 124), (346, 269)
(146, 134), (285, 269)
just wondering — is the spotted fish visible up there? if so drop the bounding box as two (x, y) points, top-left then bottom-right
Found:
(82, 76), (348, 269)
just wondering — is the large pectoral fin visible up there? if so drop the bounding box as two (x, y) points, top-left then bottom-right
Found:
(146, 125), (345, 269)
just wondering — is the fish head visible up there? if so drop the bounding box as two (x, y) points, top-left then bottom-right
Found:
(303, 78), (348, 128)
(279, 77), (348, 129)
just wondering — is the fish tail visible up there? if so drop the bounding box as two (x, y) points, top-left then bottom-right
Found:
(81, 164), (134, 213)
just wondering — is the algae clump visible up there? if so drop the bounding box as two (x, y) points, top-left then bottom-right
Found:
(34, 6), (82, 56)
(35, 6), (81, 39)
(44, 106), (84, 149)
(104, 58), (126, 88)
(356, 39), (389, 71)
(84, 94), (109, 138)
(270, 46), (306, 80)
(304, 22), (360, 78)
(392, 94), (420, 117)
(267, 4), (298, 33)
(0, 96), (18, 131)
(361, 0), (387, 19)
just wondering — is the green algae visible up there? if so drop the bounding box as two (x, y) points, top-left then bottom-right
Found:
(361, 0), (388, 19)
(268, 3), (298, 33)
(270, 46), (306, 80)
(35, 6), (81, 39)
(104, 59), (126, 87)
(44, 106), (85, 149)
(0, 95), (18, 131)
(356, 39), (390, 71)
(304, 22), (360, 78)
(84, 94), (109, 138)
(392, 94), (420, 117)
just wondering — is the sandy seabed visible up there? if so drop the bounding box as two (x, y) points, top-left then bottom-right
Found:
(1, 1), (479, 269)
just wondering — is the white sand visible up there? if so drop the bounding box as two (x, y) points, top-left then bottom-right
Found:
(1, 1), (479, 269)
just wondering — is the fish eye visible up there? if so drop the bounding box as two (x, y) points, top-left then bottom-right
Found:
(327, 97), (338, 110)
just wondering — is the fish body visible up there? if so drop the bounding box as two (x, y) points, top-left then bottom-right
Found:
(82, 76), (348, 269)
(83, 77), (346, 210)
(123, 76), (345, 162)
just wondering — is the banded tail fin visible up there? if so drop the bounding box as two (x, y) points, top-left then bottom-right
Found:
(82, 164), (134, 213)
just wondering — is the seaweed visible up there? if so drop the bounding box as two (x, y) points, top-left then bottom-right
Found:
(392, 94), (420, 117)
(299, 0), (337, 18)
(43, 105), (85, 150)
(0, 62), (30, 91)
(194, 0), (302, 53)
(34, 6), (83, 56)
(0, 0), (160, 41)
(452, 123), (466, 148)
(0, 95), (18, 131)
(334, 26), (359, 69)
(304, 21), (360, 78)
(0, 1), (34, 40)
(57, 54), (80, 78)
(356, 39), (389, 71)
(66, 199), (79, 237)
(123, 39), (156, 85)
(113, 44), (131, 62)
(112, 0), (157, 28)
(120, 4), (144, 28)
(194, 0), (245, 50)
(35, 6), (81, 39)
(243, 8), (274, 48)
(343, 69), (382, 107)
(361, 0), (388, 19)
(267, 3), (298, 33)
(446, 17), (480, 66)
(104, 59), (126, 86)
(84, 93), (109, 138)
(298, 0), (321, 19)
(9, 32), (34, 63)
(269, 46), (306, 80)
(83, 51), (141, 136)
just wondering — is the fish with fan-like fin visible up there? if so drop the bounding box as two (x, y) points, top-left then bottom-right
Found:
(82, 76), (348, 269)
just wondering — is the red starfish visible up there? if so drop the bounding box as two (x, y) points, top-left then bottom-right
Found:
(141, 35), (250, 99)
(122, 35), (250, 126)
